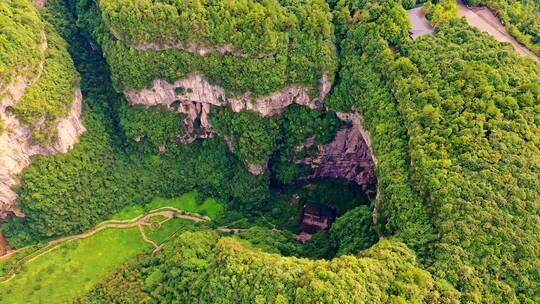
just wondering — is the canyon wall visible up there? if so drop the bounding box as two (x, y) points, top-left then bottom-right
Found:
(125, 73), (331, 145)
(298, 112), (377, 197)
(124, 73), (378, 186)
(0, 76), (85, 219)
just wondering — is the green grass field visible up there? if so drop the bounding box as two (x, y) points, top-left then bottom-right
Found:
(146, 192), (224, 219)
(111, 204), (144, 221)
(0, 228), (151, 303)
(145, 218), (198, 245)
(112, 191), (225, 221)
(0, 192), (223, 303)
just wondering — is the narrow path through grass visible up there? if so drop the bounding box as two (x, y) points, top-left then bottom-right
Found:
(0, 207), (214, 304)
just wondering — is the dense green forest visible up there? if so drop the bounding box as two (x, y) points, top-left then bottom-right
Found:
(468, 0), (540, 55)
(398, 22), (540, 303)
(1, 0), (540, 303)
(0, 0), (44, 94)
(211, 105), (342, 169)
(328, 0), (540, 302)
(76, 0), (336, 97)
(77, 231), (459, 303)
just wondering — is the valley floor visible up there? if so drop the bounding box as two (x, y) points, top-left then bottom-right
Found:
(0, 193), (224, 303)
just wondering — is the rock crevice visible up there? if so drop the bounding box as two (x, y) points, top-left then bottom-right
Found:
(298, 112), (378, 197)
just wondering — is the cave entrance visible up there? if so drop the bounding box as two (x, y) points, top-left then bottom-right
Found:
(300, 203), (337, 234)
(267, 177), (371, 241)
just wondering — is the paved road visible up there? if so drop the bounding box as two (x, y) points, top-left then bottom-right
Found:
(457, 0), (540, 64)
(408, 7), (434, 39)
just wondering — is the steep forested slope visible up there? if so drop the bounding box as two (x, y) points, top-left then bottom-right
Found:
(330, 0), (540, 301)
(0, 0), (83, 219)
(398, 22), (540, 302)
(11, 23), (80, 145)
(0, 0), (79, 142)
(0, 0), (44, 95)
(77, 231), (459, 303)
(77, 0), (336, 96)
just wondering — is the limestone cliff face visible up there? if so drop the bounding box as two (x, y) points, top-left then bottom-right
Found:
(125, 73), (330, 174)
(298, 112), (377, 197)
(0, 76), (85, 220)
(126, 73), (329, 164)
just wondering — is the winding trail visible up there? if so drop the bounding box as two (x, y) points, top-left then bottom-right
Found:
(0, 207), (213, 283)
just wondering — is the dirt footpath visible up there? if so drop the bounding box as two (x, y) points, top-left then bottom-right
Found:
(457, 0), (540, 64)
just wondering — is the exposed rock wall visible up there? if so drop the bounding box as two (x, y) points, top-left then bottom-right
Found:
(33, 0), (47, 8)
(298, 112), (377, 197)
(336, 112), (378, 165)
(0, 76), (85, 219)
(125, 73), (331, 145)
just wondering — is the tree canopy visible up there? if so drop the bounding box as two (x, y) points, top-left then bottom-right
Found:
(77, 231), (460, 304)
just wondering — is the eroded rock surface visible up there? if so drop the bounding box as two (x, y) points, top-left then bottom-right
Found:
(0, 77), (85, 219)
(299, 112), (377, 196)
(33, 0), (47, 8)
(125, 73), (331, 144)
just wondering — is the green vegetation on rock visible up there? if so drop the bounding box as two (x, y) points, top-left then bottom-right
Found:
(0, 0), (79, 143)
(118, 103), (185, 153)
(0, 0), (44, 93)
(76, 0), (336, 97)
(11, 23), (80, 145)
(212, 105), (342, 174)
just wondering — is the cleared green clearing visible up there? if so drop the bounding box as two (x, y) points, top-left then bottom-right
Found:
(0, 196), (219, 303)
(146, 192), (224, 219)
(0, 228), (151, 304)
(145, 219), (197, 245)
(110, 204), (144, 221)
(112, 192), (225, 221)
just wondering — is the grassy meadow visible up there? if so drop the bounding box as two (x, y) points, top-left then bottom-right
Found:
(0, 228), (150, 303)
(0, 192), (223, 303)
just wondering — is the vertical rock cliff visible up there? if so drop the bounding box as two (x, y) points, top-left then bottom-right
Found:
(0, 77), (85, 219)
(124, 73), (331, 145)
(298, 112), (377, 197)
